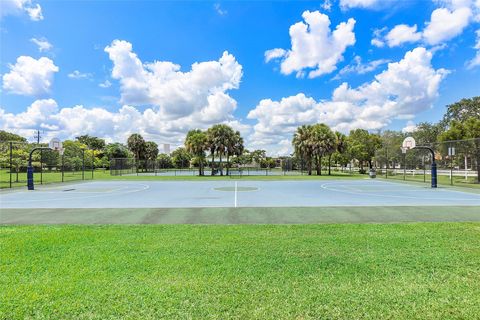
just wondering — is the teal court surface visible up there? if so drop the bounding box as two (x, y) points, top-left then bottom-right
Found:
(1, 179), (480, 224)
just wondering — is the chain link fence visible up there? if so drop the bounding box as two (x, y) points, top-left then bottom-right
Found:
(110, 157), (355, 177)
(374, 137), (480, 187)
(0, 141), (96, 189)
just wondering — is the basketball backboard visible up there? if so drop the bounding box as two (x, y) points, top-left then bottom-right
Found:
(402, 137), (416, 150)
(49, 138), (64, 155)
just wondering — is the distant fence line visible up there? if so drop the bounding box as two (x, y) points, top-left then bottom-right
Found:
(374, 137), (480, 186)
(109, 158), (355, 177)
(0, 141), (96, 189)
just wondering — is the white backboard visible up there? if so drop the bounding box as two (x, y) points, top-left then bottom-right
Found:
(402, 137), (416, 150)
(49, 138), (63, 152)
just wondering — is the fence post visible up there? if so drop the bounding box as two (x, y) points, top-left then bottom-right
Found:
(82, 149), (85, 180)
(9, 142), (12, 188)
(450, 151), (453, 186)
(40, 149), (43, 185)
(385, 146), (388, 179)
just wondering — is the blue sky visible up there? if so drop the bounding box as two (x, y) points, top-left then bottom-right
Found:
(1, 0), (479, 154)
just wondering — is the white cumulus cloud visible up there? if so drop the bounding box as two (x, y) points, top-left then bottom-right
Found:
(467, 29), (480, 68)
(375, 3), (473, 48)
(265, 11), (356, 78)
(68, 70), (92, 79)
(385, 24), (422, 47)
(248, 47), (448, 155)
(402, 120), (418, 133)
(2, 56), (59, 96)
(99, 80), (112, 88)
(0, 41), (247, 146)
(104, 39), (243, 120)
(423, 6), (472, 45)
(30, 37), (52, 52)
(0, 0), (43, 21)
(340, 0), (380, 9)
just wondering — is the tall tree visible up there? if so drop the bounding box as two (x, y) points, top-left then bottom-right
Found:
(144, 141), (159, 161)
(206, 124), (235, 175)
(127, 134), (146, 162)
(293, 125), (314, 175)
(376, 130), (405, 171)
(412, 122), (443, 145)
(75, 135), (106, 150)
(0, 130), (27, 142)
(348, 129), (382, 171)
(250, 149), (266, 165)
(226, 130), (244, 175)
(171, 147), (192, 169)
(185, 129), (208, 175)
(156, 153), (173, 169)
(311, 124), (336, 175)
(104, 143), (131, 159)
(331, 131), (347, 175)
(206, 127), (217, 175)
(442, 97), (480, 126)
(439, 117), (480, 183)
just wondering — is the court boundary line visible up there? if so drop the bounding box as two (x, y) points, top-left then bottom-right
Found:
(320, 181), (480, 202)
(0, 183), (151, 204)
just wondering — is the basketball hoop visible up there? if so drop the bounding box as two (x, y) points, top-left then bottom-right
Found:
(402, 136), (416, 151)
(27, 137), (63, 190)
(49, 138), (63, 155)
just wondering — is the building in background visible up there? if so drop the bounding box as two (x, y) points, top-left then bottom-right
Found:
(163, 143), (170, 154)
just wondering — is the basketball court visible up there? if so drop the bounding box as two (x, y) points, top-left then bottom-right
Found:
(1, 179), (480, 224)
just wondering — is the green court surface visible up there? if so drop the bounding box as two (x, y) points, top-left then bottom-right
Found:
(2, 206), (480, 224)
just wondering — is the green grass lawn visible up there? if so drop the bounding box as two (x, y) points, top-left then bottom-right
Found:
(0, 169), (96, 189)
(1, 223), (479, 319)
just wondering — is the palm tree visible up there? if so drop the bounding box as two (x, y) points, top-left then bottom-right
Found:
(226, 130), (244, 175)
(127, 133), (146, 172)
(145, 141), (159, 161)
(127, 133), (146, 161)
(331, 131), (347, 175)
(144, 141), (159, 172)
(310, 124), (336, 175)
(293, 125), (314, 175)
(206, 127), (216, 175)
(207, 124), (235, 176)
(185, 129), (208, 176)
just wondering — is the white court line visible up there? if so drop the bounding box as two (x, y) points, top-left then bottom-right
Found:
(320, 182), (480, 202)
(234, 181), (238, 208)
(0, 183), (151, 204)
